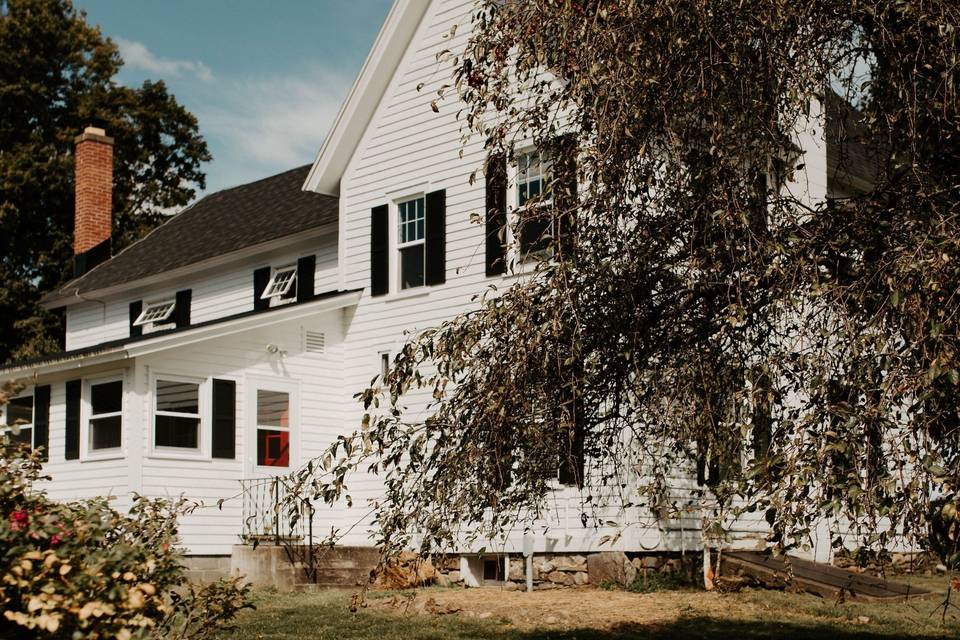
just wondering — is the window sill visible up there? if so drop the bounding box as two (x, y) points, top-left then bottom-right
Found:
(147, 449), (209, 461)
(380, 287), (432, 303)
(81, 451), (124, 463)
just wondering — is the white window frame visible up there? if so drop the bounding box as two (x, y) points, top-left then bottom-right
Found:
(134, 299), (176, 327)
(81, 374), (124, 460)
(150, 373), (207, 457)
(396, 196), (426, 291)
(506, 148), (553, 267)
(2, 390), (34, 448)
(247, 377), (300, 476)
(260, 265), (298, 301)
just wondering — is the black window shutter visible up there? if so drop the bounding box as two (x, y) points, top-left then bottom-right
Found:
(174, 289), (192, 328)
(129, 301), (143, 337)
(553, 135), (578, 259)
(485, 153), (508, 276)
(211, 379), (236, 459)
(425, 189), (446, 286)
(65, 380), (81, 460)
(34, 385), (50, 462)
(296, 255), (316, 303)
(253, 267), (271, 310)
(370, 204), (389, 296)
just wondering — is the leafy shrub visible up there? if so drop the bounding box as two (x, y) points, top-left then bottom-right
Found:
(0, 442), (251, 638)
(930, 497), (960, 569)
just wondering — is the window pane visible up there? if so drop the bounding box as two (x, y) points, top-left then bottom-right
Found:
(400, 244), (425, 289)
(257, 390), (289, 427)
(398, 198), (425, 243)
(90, 416), (122, 450)
(155, 415), (200, 448)
(156, 380), (199, 414)
(91, 381), (122, 415)
(6, 396), (32, 425)
(257, 429), (289, 467)
(9, 426), (32, 446)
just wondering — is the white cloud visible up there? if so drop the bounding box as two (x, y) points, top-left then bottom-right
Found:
(194, 67), (352, 191)
(116, 37), (214, 82)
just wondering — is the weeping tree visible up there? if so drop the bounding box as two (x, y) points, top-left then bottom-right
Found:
(290, 0), (960, 565)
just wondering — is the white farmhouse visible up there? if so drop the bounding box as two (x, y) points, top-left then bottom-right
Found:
(1, 0), (868, 586)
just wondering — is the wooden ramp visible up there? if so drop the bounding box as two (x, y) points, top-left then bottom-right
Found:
(722, 551), (933, 602)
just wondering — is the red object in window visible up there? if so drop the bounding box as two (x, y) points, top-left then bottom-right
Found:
(258, 429), (289, 467)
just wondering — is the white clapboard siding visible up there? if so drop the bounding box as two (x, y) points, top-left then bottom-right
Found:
(324, 0), (832, 554)
(40, 0), (832, 557)
(65, 238), (338, 351)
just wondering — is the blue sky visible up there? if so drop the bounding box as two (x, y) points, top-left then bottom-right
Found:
(76, 0), (394, 195)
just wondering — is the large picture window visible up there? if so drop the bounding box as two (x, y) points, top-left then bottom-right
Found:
(89, 380), (122, 451)
(4, 395), (33, 447)
(397, 196), (425, 289)
(256, 389), (290, 467)
(154, 379), (201, 449)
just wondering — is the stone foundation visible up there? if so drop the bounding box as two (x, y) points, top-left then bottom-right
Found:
(432, 551), (697, 590)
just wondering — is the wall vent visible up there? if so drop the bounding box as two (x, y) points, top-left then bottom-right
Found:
(304, 330), (325, 354)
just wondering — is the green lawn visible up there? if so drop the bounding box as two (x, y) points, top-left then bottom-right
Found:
(216, 582), (960, 640)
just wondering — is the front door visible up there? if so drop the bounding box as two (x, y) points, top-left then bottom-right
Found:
(246, 376), (300, 479)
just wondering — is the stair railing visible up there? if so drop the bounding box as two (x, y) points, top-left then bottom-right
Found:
(239, 476), (318, 583)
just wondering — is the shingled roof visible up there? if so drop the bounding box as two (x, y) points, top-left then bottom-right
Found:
(42, 164), (336, 307)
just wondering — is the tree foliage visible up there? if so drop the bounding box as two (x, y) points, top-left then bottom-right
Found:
(292, 0), (960, 560)
(0, 0), (210, 362)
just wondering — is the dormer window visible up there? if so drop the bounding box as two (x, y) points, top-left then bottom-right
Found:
(260, 265), (298, 300)
(133, 300), (176, 327)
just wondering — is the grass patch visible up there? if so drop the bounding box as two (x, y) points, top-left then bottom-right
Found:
(216, 582), (960, 640)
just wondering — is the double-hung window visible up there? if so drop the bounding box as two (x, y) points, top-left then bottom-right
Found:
(397, 197), (425, 289)
(516, 150), (552, 253)
(261, 265), (297, 301)
(88, 379), (122, 451)
(518, 151), (549, 206)
(134, 300), (176, 327)
(4, 394), (33, 447)
(154, 379), (201, 450)
(256, 389), (290, 467)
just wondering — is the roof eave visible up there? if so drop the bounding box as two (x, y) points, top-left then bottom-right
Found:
(41, 222), (338, 309)
(4, 289), (362, 379)
(303, 0), (431, 196)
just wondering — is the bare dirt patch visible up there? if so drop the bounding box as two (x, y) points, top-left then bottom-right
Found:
(374, 586), (833, 630)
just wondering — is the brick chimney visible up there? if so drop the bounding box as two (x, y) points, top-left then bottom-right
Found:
(73, 126), (113, 275)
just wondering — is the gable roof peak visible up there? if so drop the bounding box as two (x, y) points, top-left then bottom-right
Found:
(303, 0), (432, 196)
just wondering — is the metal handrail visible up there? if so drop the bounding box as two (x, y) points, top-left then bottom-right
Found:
(239, 477), (318, 582)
